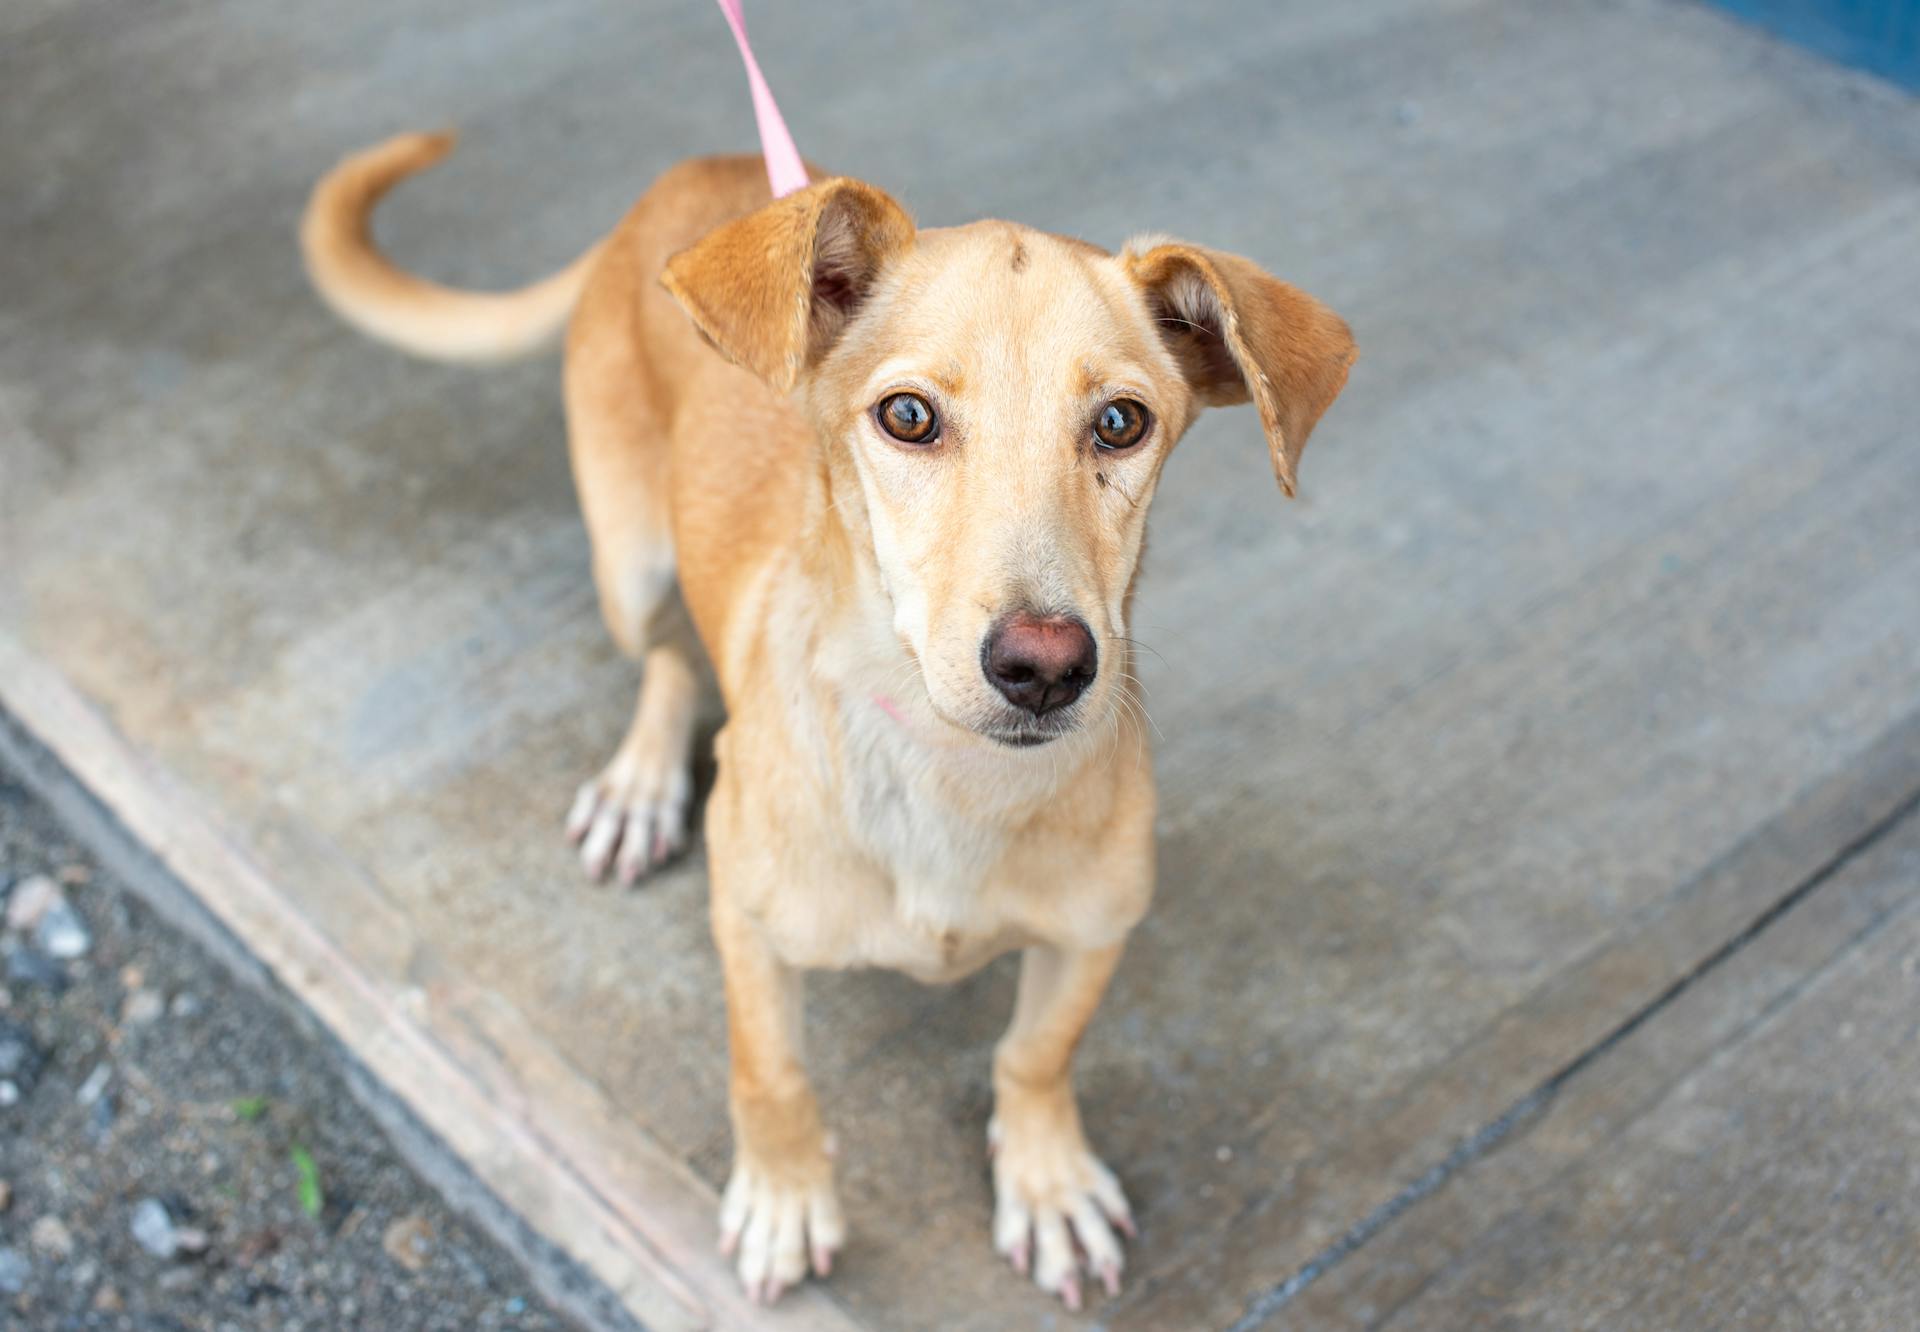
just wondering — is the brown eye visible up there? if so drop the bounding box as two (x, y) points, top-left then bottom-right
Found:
(1094, 399), (1149, 450)
(877, 392), (938, 444)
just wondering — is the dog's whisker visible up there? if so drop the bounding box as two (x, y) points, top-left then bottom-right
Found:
(1106, 635), (1169, 672)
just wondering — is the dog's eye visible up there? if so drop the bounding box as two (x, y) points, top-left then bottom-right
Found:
(877, 392), (938, 444)
(1093, 399), (1150, 451)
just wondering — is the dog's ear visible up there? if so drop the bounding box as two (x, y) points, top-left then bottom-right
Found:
(1124, 239), (1356, 496)
(662, 178), (915, 392)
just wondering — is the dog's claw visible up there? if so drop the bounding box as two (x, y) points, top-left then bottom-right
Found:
(566, 755), (691, 886)
(721, 1156), (844, 1306)
(992, 1121), (1130, 1309)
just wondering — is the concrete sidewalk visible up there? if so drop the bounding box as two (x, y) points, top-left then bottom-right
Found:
(4, 0), (1919, 1327)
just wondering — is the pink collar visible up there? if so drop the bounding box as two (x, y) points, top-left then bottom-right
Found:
(713, 0), (811, 198)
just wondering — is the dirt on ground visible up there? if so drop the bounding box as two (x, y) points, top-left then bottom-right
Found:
(0, 763), (580, 1332)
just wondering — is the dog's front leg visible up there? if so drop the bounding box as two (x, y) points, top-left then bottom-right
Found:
(990, 942), (1136, 1310)
(711, 887), (844, 1304)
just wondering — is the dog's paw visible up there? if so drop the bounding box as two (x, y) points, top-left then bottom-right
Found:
(989, 1114), (1134, 1311)
(565, 744), (692, 885)
(717, 1153), (846, 1305)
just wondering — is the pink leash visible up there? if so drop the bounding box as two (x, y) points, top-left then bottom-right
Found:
(713, 0), (811, 198)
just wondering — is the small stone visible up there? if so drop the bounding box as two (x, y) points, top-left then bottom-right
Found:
(29, 1215), (73, 1260)
(35, 898), (91, 960)
(119, 965), (145, 989)
(0, 1081), (17, 1107)
(0, 1179), (11, 1212)
(382, 1212), (435, 1273)
(56, 864), (90, 887)
(5, 946), (66, 991)
(1216, 1144), (1234, 1163)
(0, 1018), (43, 1101)
(156, 1264), (199, 1292)
(76, 1063), (111, 1108)
(93, 1284), (124, 1311)
(5, 875), (59, 933)
(0, 1245), (29, 1294)
(169, 992), (202, 1019)
(131, 1197), (182, 1257)
(122, 989), (165, 1026)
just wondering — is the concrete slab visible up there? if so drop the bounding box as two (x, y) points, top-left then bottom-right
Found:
(4, 0), (1919, 1327)
(1286, 805), (1920, 1331)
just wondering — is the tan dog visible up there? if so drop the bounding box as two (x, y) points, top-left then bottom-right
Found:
(302, 133), (1354, 1310)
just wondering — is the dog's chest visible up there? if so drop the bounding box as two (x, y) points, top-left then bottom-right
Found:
(837, 705), (1013, 942)
(742, 695), (1064, 979)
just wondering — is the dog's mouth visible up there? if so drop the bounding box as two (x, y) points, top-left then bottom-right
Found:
(979, 704), (1090, 748)
(986, 728), (1060, 749)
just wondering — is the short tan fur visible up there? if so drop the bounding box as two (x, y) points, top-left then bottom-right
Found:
(303, 134), (1354, 1311)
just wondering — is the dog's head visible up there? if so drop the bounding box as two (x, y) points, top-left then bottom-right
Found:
(664, 178), (1354, 749)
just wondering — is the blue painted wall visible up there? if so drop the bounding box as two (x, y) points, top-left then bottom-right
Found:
(1709, 0), (1920, 89)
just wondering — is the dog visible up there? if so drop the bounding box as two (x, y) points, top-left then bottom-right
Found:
(302, 132), (1354, 1310)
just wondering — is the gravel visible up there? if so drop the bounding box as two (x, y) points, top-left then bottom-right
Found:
(33, 895), (91, 960)
(0, 762), (580, 1332)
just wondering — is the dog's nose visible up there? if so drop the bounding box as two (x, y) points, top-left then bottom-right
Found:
(983, 612), (1098, 716)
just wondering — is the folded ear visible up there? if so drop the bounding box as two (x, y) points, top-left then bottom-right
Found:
(662, 177), (915, 392)
(1124, 239), (1356, 496)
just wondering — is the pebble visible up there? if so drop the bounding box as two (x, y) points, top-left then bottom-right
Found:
(131, 1197), (181, 1257)
(122, 988), (166, 1025)
(4, 874), (59, 932)
(156, 1264), (200, 1293)
(29, 1215), (74, 1260)
(0, 1245), (28, 1294)
(169, 992), (202, 1019)
(35, 897), (92, 960)
(5, 945), (66, 991)
(0, 1017), (43, 1102)
(76, 1063), (112, 1108)
(382, 1212), (435, 1273)
(93, 1284), (124, 1312)
(0, 1180), (10, 1212)
(132, 1198), (211, 1261)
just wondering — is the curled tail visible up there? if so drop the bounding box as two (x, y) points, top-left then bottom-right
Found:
(300, 131), (603, 363)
